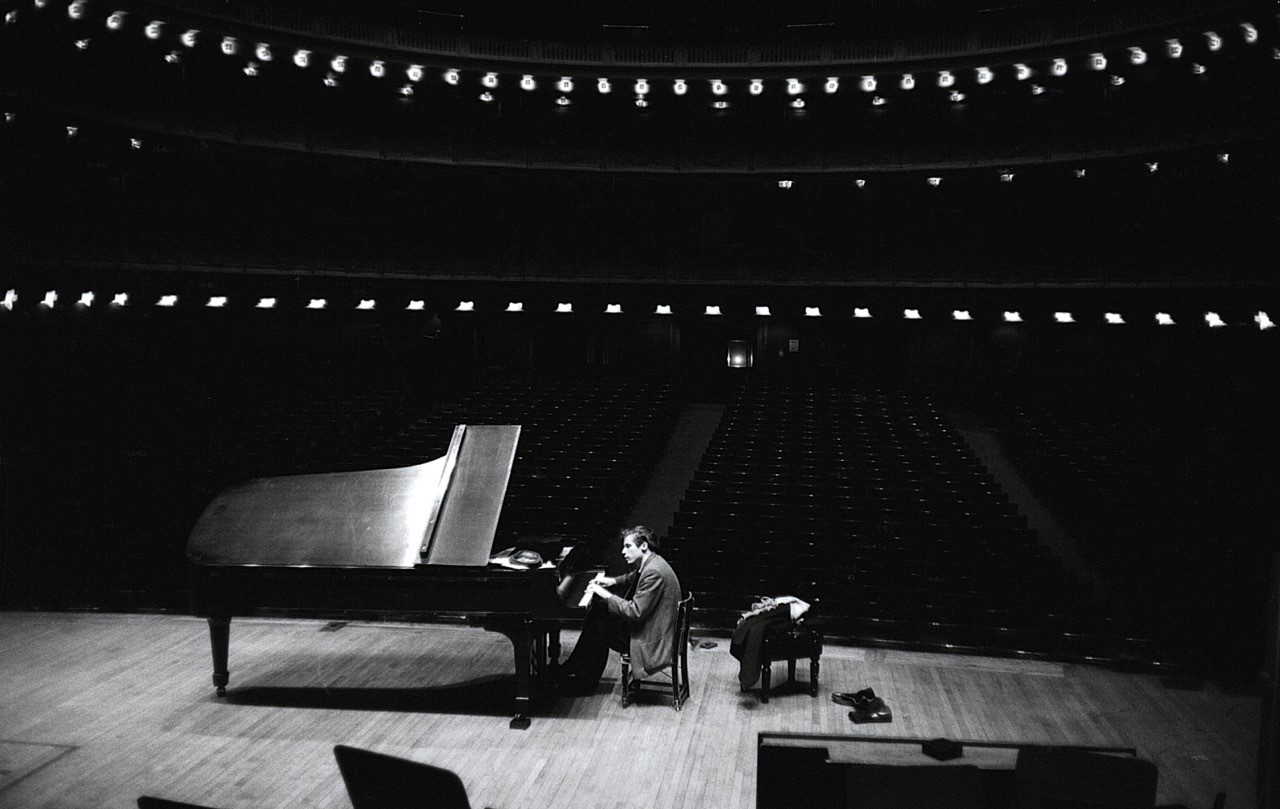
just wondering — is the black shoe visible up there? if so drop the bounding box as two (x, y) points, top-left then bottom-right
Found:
(848, 698), (893, 724)
(832, 688), (877, 708)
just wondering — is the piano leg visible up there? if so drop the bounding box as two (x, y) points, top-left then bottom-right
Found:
(207, 615), (231, 696)
(547, 626), (561, 675)
(509, 619), (533, 730)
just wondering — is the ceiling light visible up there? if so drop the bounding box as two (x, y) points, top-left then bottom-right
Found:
(67, 1), (84, 20)
(1, 289), (15, 310)
(711, 100), (729, 109)
(555, 96), (571, 106)
(144, 20), (162, 39)
(937, 70), (955, 87)
(786, 78), (803, 95)
(406, 64), (423, 82)
(1146, 161), (1159, 172)
(853, 308), (872, 318)
(1191, 63), (1206, 75)
(1003, 311), (1023, 322)
(521, 74), (536, 90)
(755, 306), (771, 316)
(1105, 313), (1125, 324)
(1241, 23), (1258, 44)
(305, 298), (326, 310)
(331, 56), (347, 73)
(557, 76), (573, 92)
(1110, 75), (1126, 86)
(927, 177), (942, 187)
(356, 299), (375, 310)
(1218, 153), (1230, 163)
(824, 77), (839, 93)
(1015, 64), (1031, 80)
(397, 83), (411, 95)
(1155, 312), (1174, 325)
(803, 306), (822, 317)
(904, 309), (922, 320)
(791, 98), (806, 109)
(41, 291), (58, 308)
(748, 79), (764, 95)
(900, 74), (915, 90)
(1000, 171), (1015, 182)
(870, 96), (886, 106)
(1051, 58), (1067, 76)
(65, 125), (77, 138)
(673, 79), (687, 95)
(78, 291), (94, 306)
(1074, 168), (1087, 178)
(479, 90), (494, 102)
(1256, 311), (1275, 330)
(1031, 85), (1045, 95)
(293, 49), (310, 68)
(4, 8), (15, 23)
(655, 305), (672, 315)
(482, 72), (498, 88)
(859, 75), (876, 92)
(243, 62), (258, 77)
(157, 294), (177, 307)
(255, 297), (276, 309)
(777, 179), (793, 189)
(443, 68), (460, 85)
(1129, 47), (1147, 65)
(106, 10), (125, 30)
(1205, 312), (1225, 327)
(598, 77), (612, 93)
(111, 292), (127, 306)
(976, 67), (993, 84)
(556, 303), (573, 313)
(948, 91), (966, 102)
(369, 60), (385, 78)
(505, 302), (524, 312)
(206, 296), (227, 308)
(324, 72), (339, 88)
(705, 305), (722, 316)
(952, 310), (972, 321)
(254, 42), (271, 61)
(855, 179), (866, 188)
(406, 300), (425, 311)
(635, 97), (648, 108)
(1089, 53), (1107, 70)
(220, 36), (238, 55)
(74, 38), (91, 49)
(711, 79), (727, 95)
(1054, 311), (1075, 323)
(634, 78), (649, 95)
(1205, 31), (1222, 51)
(455, 301), (475, 312)
(606, 303), (622, 314)
(1166, 39), (1183, 58)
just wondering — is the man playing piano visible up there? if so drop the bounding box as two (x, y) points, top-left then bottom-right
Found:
(558, 526), (682, 696)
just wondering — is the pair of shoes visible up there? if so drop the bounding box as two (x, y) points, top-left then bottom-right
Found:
(832, 688), (877, 708)
(848, 696), (893, 724)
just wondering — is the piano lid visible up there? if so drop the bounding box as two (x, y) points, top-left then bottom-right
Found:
(187, 424), (521, 568)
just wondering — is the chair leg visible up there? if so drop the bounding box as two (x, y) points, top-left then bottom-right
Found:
(621, 656), (632, 707)
(760, 662), (771, 704)
(810, 656), (820, 697)
(787, 658), (796, 684)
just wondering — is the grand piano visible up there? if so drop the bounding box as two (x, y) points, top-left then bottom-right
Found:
(188, 424), (573, 729)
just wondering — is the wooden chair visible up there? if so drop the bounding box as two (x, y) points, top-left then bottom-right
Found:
(621, 592), (694, 710)
(758, 602), (823, 704)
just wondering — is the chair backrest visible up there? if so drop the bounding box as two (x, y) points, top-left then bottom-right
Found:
(334, 744), (472, 809)
(675, 592), (694, 656)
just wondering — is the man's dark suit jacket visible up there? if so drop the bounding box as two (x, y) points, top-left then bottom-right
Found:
(606, 552), (682, 675)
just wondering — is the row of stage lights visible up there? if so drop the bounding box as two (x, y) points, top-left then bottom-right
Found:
(12, 1), (1277, 109)
(5, 290), (1274, 329)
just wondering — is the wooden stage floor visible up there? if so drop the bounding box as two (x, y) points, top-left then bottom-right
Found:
(0, 611), (1260, 809)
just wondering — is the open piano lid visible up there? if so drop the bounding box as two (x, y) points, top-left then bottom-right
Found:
(187, 424), (521, 568)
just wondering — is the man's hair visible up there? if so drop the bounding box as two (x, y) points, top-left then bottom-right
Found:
(621, 525), (657, 551)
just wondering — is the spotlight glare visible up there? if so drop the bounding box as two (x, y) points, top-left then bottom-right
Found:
(1242, 23), (1258, 44)
(1105, 313), (1125, 324)
(255, 297), (276, 309)
(455, 301), (475, 312)
(824, 77), (839, 94)
(948, 90), (966, 103)
(952, 310), (972, 321)
(594, 77), (610, 94)
(254, 42), (272, 61)
(1003, 311), (1023, 322)
(406, 300), (425, 311)
(1205, 312), (1226, 328)
(331, 55), (347, 73)
(927, 177), (942, 187)
(557, 76), (573, 92)
(305, 298), (326, 310)
(937, 70), (955, 87)
(1015, 63), (1031, 80)
(479, 91), (494, 102)
(1156, 312), (1175, 325)
(870, 96), (886, 106)
(406, 64), (423, 82)
(67, 1), (84, 20)
(853, 308), (872, 319)
(41, 290), (57, 308)
(1000, 171), (1015, 182)
(356, 299), (375, 310)
(78, 291), (94, 306)
(1031, 84), (1045, 95)
(1074, 168), (1087, 178)
(634, 78), (649, 95)
(749, 79), (763, 95)
(755, 306), (771, 316)
(243, 61), (260, 77)
(655, 305), (672, 315)
(399, 84), (413, 97)
(860, 75), (876, 92)
(206, 296), (227, 308)
(482, 72), (498, 88)
(711, 79), (727, 95)
(711, 100), (729, 110)
(111, 293), (128, 306)
(157, 294), (177, 307)
(976, 66), (993, 84)
(2, 289), (16, 310)
(635, 97), (648, 108)
(1089, 53), (1107, 70)
(1054, 311), (1075, 323)
(1191, 63), (1207, 75)
(805, 307), (821, 317)
(777, 179), (793, 189)
(324, 72), (339, 88)
(369, 60), (386, 78)
(555, 95), (571, 107)
(606, 303), (622, 314)
(855, 179), (866, 188)
(1217, 152), (1230, 163)
(673, 79), (687, 95)
(145, 20), (163, 39)
(74, 38), (90, 49)
(790, 98), (806, 109)
(292, 49), (310, 68)
(505, 302), (524, 313)
(443, 68), (460, 85)
(220, 36), (238, 55)
(106, 10), (125, 30)
(903, 309), (922, 320)
(4, 9), (16, 23)
(1166, 39), (1183, 58)
(1146, 161), (1159, 173)
(1205, 31), (1222, 51)
(556, 302), (573, 313)
(900, 73), (915, 90)
(786, 78), (802, 95)
(1129, 46), (1147, 65)
(704, 305), (722, 316)
(521, 74), (536, 90)
(1051, 58), (1068, 76)
(1110, 75), (1126, 86)
(1256, 311), (1275, 330)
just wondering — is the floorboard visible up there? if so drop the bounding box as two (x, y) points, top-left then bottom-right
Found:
(0, 611), (1259, 809)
